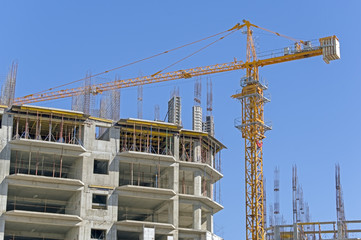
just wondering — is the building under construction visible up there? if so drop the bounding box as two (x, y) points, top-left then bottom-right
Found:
(1, 20), (358, 240)
(0, 87), (224, 240)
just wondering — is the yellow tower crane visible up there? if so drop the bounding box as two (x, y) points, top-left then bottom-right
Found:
(13, 20), (340, 240)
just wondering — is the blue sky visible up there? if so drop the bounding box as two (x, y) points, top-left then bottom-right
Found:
(1, 0), (361, 239)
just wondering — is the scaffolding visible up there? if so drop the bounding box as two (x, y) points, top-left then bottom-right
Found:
(12, 109), (84, 146)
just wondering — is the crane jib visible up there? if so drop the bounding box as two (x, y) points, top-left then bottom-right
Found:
(14, 39), (335, 105)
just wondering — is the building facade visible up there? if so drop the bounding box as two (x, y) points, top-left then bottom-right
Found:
(0, 105), (224, 240)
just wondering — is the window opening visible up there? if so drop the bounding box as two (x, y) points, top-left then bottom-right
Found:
(92, 194), (107, 210)
(94, 159), (109, 175)
(91, 229), (106, 239)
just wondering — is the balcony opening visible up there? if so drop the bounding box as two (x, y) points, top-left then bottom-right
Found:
(118, 196), (170, 224)
(6, 185), (78, 215)
(179, 170), (194, 195)
(94, 159), (109, 175)
(9, 150), (81, 179)
(119, 162), (170, 189)
(92, 194), (107, 210)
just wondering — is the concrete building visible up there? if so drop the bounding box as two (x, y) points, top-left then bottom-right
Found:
(203, 116), (214, 137)
(0, 104), (224, 240)
(192, 106), (202, 132)
(168, 96), (181, 126)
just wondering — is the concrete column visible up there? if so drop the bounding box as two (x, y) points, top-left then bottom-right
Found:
(0, 113), (12, 240)
(172, 230), (178, 240)
(64, 226), (81, 240)
(206, 212), (213, 232)
(173, 134), (179, 161)
(139, 227), (155, 240)
(172, 196), (179, 228)
(0, 215), (4, 240)
(193, 139), (201, 162)
(170, 162), (179, 238)
(171, 163), (179, 193)
(194, 171), (202, 196)
(193, 204), (202, 230)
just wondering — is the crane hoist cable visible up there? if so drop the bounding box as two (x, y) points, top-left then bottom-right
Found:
(152, 29), (238, 76)
(25, 27), (237, 98)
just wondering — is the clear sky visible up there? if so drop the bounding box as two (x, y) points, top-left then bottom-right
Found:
(1, 0), (361, 239)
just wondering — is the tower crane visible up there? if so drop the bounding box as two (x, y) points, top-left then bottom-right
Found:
(13, 20), (340, 240)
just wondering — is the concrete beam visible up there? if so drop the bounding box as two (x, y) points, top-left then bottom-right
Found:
(5, 210), (82, 226)
(6, 174), (84, 191)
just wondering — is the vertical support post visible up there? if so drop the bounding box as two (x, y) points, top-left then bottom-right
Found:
(28, 151), (31, 174)
(166, 129), (168, 155)
(59, 115), (64, 142)
(169, 132), (172, 156)
(38, 114), (42, 140)
(138, 163), (140, 186)
(59, 148), (63, 178)
(19, 152), (23, 174)
(206, 211), (214, 233)
(15, 117), (19, 139)
(14, 151), (18, 174)
(35, 152), (39, 175)
(79, 123), (82, 145)
(157, 163), (160, 188)
(189, 137), (193, 162)
(147, 131), (149, 153)
(124, 131), (128, 151)
(52, 154), (55, 177)
(133, 123), (136, 151)
(194, 171), (202, 196)
(35, 111), (39, 139)
(41, 155), (44, 176)
(25, 112), (29, 139)
(130, 163), (134, 185)
(48, 114), (52, 142)
(182, 171), (185, 194)
(139, 125), (142, 152)
(157, 128), (160, 154)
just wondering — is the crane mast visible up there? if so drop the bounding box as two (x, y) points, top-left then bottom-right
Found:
(12, 20), (340, 240)
(236, 20), (267, 240)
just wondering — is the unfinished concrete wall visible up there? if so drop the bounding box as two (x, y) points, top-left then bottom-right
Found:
(0, 112), (13, 239)
(192, 106), (203, 132)
(65, 191), (82, 216)
(168, 96), (181, 126)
